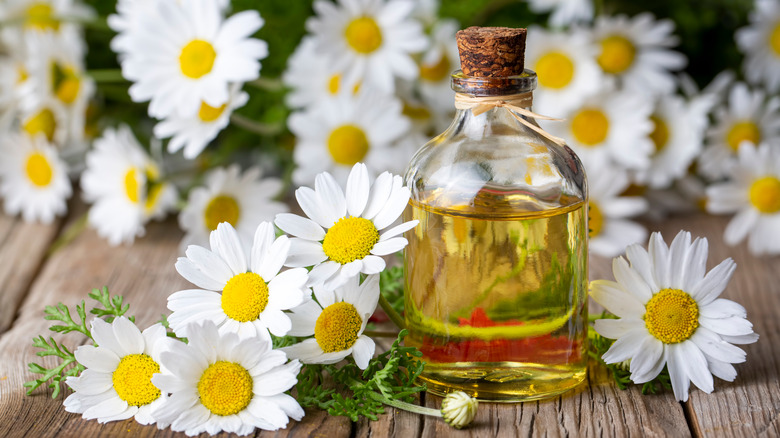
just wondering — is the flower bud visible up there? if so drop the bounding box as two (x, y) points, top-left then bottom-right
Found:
(441, 391), (478, 429)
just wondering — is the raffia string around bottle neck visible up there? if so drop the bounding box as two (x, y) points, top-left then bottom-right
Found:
(453, 26), (566, 146)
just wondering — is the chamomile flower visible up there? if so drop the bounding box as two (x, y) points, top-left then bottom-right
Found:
(0, 0), (91, 55)
(736, 0), (780, 92)
(154, 84), (248, 159)
(0, 131), (71, 223)
(525, 26), (603, 117)
(283, 36), (358, 110)
(706, 142), (780, 255)
(19, 98), (68, 145)
(178, 164), (288, 251)
(306, 0), (428, 93)
(151, 320), (304, 435)
(592, 13), (686, 95)
(527, 0), (594, 28)
(417, 19), (459, 115)
(275, 163), (418, 289)
(282, 274), (380, 369)
(699, 83), (780, 180)
(635, 93), (712, 189)
(544, 85), (654, 170)
(80, 125), (177, 245)
(169, 222), (308, 340)
(64, 317), (170, 426)
(288, 90), (411, 185)
(592, 231), (758, 402)
(587, 162), (647, 257)
(0, 46), (34, 120)
(121, 0), (267, 118)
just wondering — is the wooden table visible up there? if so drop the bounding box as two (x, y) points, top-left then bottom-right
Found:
(0, 205), (777, 437)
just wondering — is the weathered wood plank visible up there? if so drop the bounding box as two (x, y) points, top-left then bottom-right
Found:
(651, 216), (780, 438)
(0, 213), (63, 333)
(0, 216), (352, 438)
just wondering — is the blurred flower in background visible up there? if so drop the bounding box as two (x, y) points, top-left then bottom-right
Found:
(0, 0), (776, 259)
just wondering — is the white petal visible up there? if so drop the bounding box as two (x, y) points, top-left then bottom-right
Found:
(679, 341), (714, 394)
(307, 261), (340, 286)
(213, 223), (248, 274)
(360, 255), (386, 274)
(258, 236), (291, 280)
(267, 268), (308, 309)
(296, 186), (335, 228)
(351, 336), (375, 369)
(649, 232), (671, 289)
(252, 361), (301, 396)
(274, 214), (325, 241)
(66, 369), (113, 395)
(668, 231), (692, 290)
(625, 243), (658, 292)
(690, 327), (746, 363)
(666, 345), (691, 401)
(363, 172), (393, 220)
(346, 163), (370, 217)
(612, 257), (652, 303)
(593, 318), (643, 339)
(601, 329), (648, 364)
(690, 258), (736, 306)
(75, 346), (119, 373)
(250, 222), (276, 273)
(285, 238), (328, 267)
(82, 396), (130, 421)
(370, 237), (408, 256)
(380, 220), (418, 240)
(707, 357), (737, 382)
(699, 315), (754, 336)
(724, 208), (758, 246)
(184, 245), (234, 285)
(175, 258), (226, 291)
(372, 179), (410, 230)
(314, 171), (347, 225)
(112, 316), (144, 355)
(699, 299), (747, 319)
(589, 280), (646, 318)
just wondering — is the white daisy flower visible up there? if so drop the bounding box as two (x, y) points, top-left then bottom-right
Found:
(591, 230), (759, 402)
(178, 164), (288, 251)
(282, 274), (380, 369)
(64, 317), (170, 426)
(275, 163), (418, 289)
(527, 0), (594, 28)
(80, 125), (178, 245)
(19, 97), (69, 146)
(169, 221), (308, 340)
(305, 0), (428, 93)
(526, 26), (603, 117)
(288, 90), (411, 186)
(0, 0), (91, 56)
(587, 161), (648, 257)
(706, 142), (780, 255)
(154, 84), (248, 159)
(635, 93), (712, 189)
(151, 320), (304, 435)
(121, 0), (267, 118)
(544, 85), (654, 170)
(283, 36), (359, 110)
(0, 131), (71, 223)
(592, 13), (686, 95)
(736, 0), (780, 93)
(417, 19), (459, 115)
(699, 82), (780, 180)
(0, 46), (35, 121)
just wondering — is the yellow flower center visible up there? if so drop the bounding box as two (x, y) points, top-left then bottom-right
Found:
(221, 272), (269, 322)
(112, 353), (161, 407)
(770, 23), (780, 56)
(179, 40), (217, 79)
(17, 65), (29, 84)
(598, 35), (636, 74)
(25, 152), (53, 187)
(25, 2), (59, 31)
(23, 108), (56, 142)
(315, 301), (362, 353)
(402, 102), (431, 121)
(52, 63), (81, 105)
(419, 53), (451, 82)
(197, 361), (253, 416)
(204, 195), (240, 231)
(144, 182), (165, 213)
(124, 168), (140, 204)
(571, 108), (610, 146)
(726, 121), (760, 152)
(649, 114), (670, 153)
(198, 101), (227, 122)
(327, 125), (370, 165)
(644, 288), (699, 344)
(322, 216), (380, 264)
(535, 51), (575, 89)
(587, 201), (603, 238)
(749, 176), (780, 214)
(327, 74), (341, 94)
(345, 16), (383, 54)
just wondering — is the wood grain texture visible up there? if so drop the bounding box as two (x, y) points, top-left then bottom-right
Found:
(0, 212), (776, 437)
(0, 213), (63, 333)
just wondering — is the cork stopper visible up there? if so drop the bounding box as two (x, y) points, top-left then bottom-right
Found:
(456, 26), (526, 77)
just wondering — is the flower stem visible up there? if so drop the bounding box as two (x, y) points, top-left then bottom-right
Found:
(229, 114), (283, 136)
(365, 390), (442, 418)
(379, 293), (406, 330)
(47, 213), (88, 256)
(87, 69), (127, 83)
(246, 77), (284, 92)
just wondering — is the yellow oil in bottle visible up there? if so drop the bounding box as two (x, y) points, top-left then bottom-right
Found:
(403, 190), (588, 402)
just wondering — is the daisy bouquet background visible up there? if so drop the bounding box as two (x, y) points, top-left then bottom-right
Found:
(0, 0), (770, 434)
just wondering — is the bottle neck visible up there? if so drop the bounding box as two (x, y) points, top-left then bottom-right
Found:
(451, 91), (536, 137)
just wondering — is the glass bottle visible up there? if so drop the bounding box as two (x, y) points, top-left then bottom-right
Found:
(403, 27), (588, 402)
